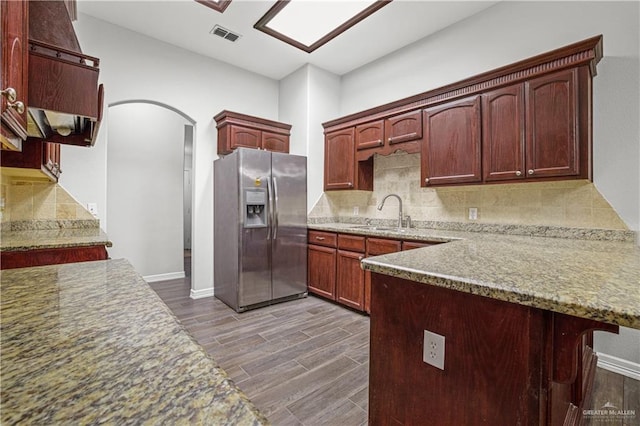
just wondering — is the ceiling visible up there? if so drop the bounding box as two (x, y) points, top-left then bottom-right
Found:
(77, 0), (500, 81)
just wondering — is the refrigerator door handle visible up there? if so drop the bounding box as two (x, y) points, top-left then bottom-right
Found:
(272, 176), (279, 240)
(266, 176), (273, 240)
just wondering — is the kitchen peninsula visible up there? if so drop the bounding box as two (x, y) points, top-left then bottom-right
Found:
(0, 259), (267, 425)
(338, 223), (640, 425)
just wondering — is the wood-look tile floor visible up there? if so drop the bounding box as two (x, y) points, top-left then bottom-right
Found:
(150, 278), (369, 425)
(150, 276), (639, 426)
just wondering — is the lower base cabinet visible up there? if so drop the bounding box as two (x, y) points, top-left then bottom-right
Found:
(369, 273), (617, 425)
(308, 230), (440, 314)
(1, 245), (109, 269)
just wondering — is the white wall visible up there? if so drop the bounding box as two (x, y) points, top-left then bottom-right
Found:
(335, 1), (640, 368)
(105, 103), (187, 279)
(279, 64), (341, 211)
(62, 14), (280, 295)
(340, 1), (640, 232)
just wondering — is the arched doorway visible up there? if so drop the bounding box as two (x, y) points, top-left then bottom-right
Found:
(107, 101), (195, 282)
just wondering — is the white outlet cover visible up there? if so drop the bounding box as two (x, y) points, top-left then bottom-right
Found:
(423, 330), (445, 370)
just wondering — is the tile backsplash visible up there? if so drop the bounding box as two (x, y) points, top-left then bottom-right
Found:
(0, 179), (94, 223)
(309, 152), (628, 230)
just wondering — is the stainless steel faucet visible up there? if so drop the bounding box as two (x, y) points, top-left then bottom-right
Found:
(377, 193), (405, 229)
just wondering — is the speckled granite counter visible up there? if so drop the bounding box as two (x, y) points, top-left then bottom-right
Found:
(0, 259), (268, 425)
(309, 223), (640, 329)
(0, 227), (112, 251)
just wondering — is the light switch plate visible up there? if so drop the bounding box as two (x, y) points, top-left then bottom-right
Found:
(423, 330), (445, 370)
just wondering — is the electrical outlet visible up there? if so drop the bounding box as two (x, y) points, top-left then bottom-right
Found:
(353, 206), (359, 215)
(423, 330), (445, 370)
(468, 207), (478, 220)
(87, 203), (98, 217)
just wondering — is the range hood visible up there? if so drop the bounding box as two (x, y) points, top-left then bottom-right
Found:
(26, 0), (103, 146)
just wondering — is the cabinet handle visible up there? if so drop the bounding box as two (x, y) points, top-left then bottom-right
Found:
(348, 182), (353, 188)
(515, 171), (522, 176)
(1, 87), (17, 102)
(7, 100), (24, 114)
(424, 178), (430, 184)
(315, 237), (325, 241)
(528, 169), (534, 175)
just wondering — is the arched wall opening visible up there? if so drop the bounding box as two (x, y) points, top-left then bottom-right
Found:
(107, 100), (195, 282)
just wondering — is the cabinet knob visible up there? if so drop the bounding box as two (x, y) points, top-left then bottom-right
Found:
(424, 178), (430, 184)
(528, 169), (534, 175)
(315, 236), (325, 241)
(1, 87), (17, 102)
(515, 171), (522, 176)
(348, 182), (353, 188)
(8, 100), (24, 114)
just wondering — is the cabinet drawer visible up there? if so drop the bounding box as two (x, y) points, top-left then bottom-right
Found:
(338, 234), (366, 252)
(402, 241), (439, 251)
(308, 230), (337, 248)
(367, 238), (402, 256)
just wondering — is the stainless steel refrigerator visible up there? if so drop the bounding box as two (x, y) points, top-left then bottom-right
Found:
(214, 148), (307, 312)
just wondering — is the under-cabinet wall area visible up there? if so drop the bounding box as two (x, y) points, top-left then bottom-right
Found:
(309, 151), (628, 231)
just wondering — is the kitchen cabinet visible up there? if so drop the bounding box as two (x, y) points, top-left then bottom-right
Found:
(483, 68), (586, 182)
(1, 0), (29, 151)
(369, 273), (616, 425)
(323, 36), (600, 190)
(336, 234), (366, 310)
(307, 230), (337, 300)
(421, 95), (482, 187)
(355, 109), (422, 161)
(324, 128), (374, 191)
(364, 237), (402, 313)
(214, 110), (291, 155)
(525, 68), (581, 179)
(482, 84), (526, 182)
(1, 245), (108, 270)
(1, 139), (61, 182)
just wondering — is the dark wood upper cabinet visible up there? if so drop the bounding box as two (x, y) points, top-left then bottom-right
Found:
(385, 109), (422, 146)
(482, 84), (526, 182)
(525, 68), (579, 178)
(422, 96), (482, 186)
(324, 128), (356, 190)
(1, 0), (29, 150)
(355, 120), (384, 151)
(215, 110), (291, 155)
(1, 139), (61, 182)
(229, 125), (261, 151)
(324, 35), (601, 189)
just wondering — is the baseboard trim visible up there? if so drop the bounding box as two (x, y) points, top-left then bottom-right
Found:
(190, 287), (214, 299)
(143, 271), (186, 283)
(596, 352), (640, 380)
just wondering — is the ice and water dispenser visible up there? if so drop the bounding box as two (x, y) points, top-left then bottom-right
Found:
(244, 188), (267, 228)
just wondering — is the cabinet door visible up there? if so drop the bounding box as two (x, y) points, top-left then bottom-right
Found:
(1, 0), (29, 145)
(229, 125), (261, 150)
(355, 120), (384, 150)
(307, 244), (336, 300)
(482, 85), (526, 182)
(262, 131), (289, 153)
(525, 69), (579, 178)
(385, 109), (422, 146)
(324, 128), (355, 190)
(365, 237), (402, 314)
(336, 249), (365, 311)
(422, 96), (482, 186)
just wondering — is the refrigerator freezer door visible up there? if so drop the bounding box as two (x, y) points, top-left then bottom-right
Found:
(271, 152), (308, 300)
(238, 149), (273, 308)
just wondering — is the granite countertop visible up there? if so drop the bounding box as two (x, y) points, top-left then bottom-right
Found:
(0, 259), (268, 425)
(0, 227), (112, 251)
(308, 223), (640, 330)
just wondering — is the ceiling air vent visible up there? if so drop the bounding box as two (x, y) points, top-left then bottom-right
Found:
(210, 25), (241, 42)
